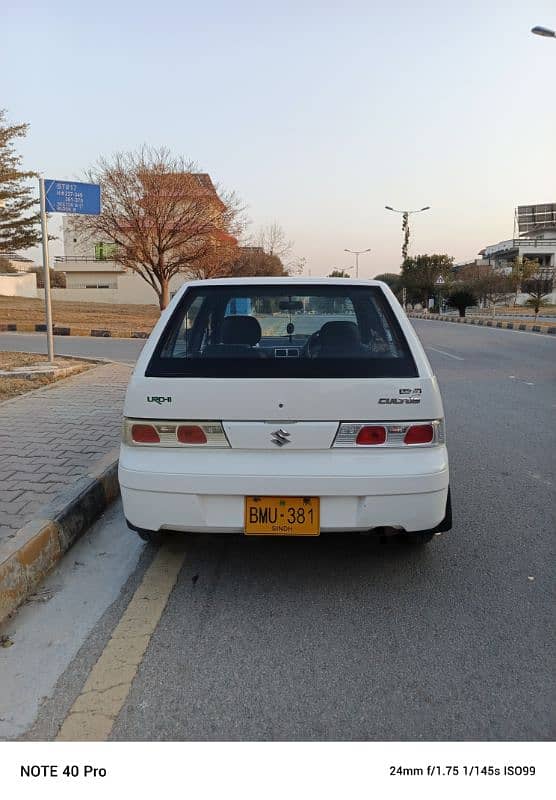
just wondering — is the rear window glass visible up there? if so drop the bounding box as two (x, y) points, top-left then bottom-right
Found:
(146, 284), (417, 378)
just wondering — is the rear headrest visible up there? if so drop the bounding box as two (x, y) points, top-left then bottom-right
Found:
(221, 315), (262, 346)
(319, 320), (361, 346)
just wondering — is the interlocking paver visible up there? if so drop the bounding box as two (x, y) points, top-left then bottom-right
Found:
(0, 362), (131, 546)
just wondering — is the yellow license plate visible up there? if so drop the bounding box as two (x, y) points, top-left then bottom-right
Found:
(244, 496), (320, 536)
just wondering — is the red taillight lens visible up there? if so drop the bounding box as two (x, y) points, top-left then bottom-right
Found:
(131, 424), (160, 444)
(404, 424), (434, 445)
(177, 425), (207, 444)
(355, 425), (387, 445)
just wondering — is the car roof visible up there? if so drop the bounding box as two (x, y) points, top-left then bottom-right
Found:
(179, 277), (388, 287)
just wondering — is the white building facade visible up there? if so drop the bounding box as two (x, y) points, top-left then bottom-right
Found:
(478, 226), (556, 304)
(53, 219), (188, 305)
(480, 227), (556, 272)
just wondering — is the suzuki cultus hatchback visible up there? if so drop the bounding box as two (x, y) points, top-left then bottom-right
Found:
(119, 278), (451, 544)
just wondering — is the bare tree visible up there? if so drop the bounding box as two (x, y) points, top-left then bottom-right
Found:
(76, 147), (245, 310)
(257, 222), (293, 260)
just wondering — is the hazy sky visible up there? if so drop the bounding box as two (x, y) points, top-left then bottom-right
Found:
(3, 0), (555, 276)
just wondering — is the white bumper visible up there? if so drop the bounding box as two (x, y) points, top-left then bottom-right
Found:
(119, 445), (449, 534)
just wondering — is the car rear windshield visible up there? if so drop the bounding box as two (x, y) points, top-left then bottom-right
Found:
(146, 284), (417, 378)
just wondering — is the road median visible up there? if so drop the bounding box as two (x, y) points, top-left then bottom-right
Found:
(408, 312), (556, 335)
(0, 322), (149, 339)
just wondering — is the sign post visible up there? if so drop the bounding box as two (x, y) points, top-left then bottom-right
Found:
(435, 275), (445, 313)
(38, 177), (55, 363)
(38, 179), (101, 363)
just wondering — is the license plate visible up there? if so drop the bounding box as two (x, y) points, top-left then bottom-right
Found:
(244, 496), (320, 536)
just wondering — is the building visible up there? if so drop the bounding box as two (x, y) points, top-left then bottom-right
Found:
(50, 173), (235, 305)
(479, 227), (556, 273)
(475, 204), (556, 303)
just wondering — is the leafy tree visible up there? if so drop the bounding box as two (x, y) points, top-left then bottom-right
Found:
(29, 266), (66, 288)
(446, 286), (477, 317)
(75, 147), (245, 310)
(523, 267), (554, 319)
(446, 287), (477, 317)
(328, 269), (350, 278)
(0, 255), (17, 273)
(401, 254), (454, 305)
(373, 272), (401, 292)
(509, 256), (537, 306)
(459, 265), (512, 312)
(0, 110), (40, 252)
(230, 247), (287, 278)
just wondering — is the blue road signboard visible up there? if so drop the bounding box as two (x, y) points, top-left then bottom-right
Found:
(44, 180), (101, 215)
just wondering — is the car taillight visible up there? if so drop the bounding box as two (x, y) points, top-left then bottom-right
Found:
(123, 419), (229, 447)
(355, 425), (386, 446)
(333, 420), (444, 448)
(404, 423), (434, 445)
(131, 424), (160, 444)
(177, 425), (207, 444)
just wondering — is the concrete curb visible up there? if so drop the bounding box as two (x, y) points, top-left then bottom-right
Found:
(0, 449), (120, 624)
(0, 323), (149, 339)
(407, 313), (556, 335)
(0, 359), (110, 409)
(0, 362), (90, 381)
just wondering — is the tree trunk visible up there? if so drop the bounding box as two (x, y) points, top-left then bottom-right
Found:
(159, 279), (170, 311)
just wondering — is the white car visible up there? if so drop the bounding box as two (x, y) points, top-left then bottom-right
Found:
(119, 278), (451, 544)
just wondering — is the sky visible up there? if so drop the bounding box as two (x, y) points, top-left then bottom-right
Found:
(2, 0), (556, 277)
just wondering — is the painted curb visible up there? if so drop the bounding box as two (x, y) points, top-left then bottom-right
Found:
(0, 323), (150, 339)
(407, 313), (556, 334)
(0, 450), (120, 624)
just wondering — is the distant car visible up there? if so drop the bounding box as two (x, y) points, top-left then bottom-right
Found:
(119, 278), (451, 544)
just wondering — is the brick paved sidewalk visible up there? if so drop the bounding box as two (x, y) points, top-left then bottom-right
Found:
(0, 362), (131, 546)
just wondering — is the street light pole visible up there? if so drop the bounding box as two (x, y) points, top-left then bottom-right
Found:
(344, 248), (371, 279)
(385, 205), (430, 263)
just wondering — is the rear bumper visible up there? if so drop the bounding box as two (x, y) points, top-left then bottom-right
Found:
(119, 445), (449, 533)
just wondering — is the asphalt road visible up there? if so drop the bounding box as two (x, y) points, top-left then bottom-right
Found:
(1, 320), (554, 741)
(0, 331), (144, 364)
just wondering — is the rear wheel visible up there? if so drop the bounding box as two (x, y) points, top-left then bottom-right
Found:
(402, 488), (452, 546)
(135, 529), (164, 545)
(403, 530), (435, 545)
(126, 518), (163, 546)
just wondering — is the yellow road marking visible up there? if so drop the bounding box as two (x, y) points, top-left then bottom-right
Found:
(56, 546), (185, 741)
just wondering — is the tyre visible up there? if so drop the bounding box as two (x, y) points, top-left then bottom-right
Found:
(125, 518), (163, 545)
(403, 530), (435, 545)
(135, 529), (164, 545)
(402, 488), (452, 545)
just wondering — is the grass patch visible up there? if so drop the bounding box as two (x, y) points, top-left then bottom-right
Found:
(0, 296), (160, 334)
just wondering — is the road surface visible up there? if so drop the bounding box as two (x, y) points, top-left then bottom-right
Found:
(0, 331), (144, 364)
(0, 320), (554, 740)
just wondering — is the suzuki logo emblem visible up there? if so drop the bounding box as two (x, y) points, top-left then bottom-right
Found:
(271, 428), (291, 447)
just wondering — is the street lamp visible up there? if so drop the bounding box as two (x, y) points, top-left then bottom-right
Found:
(385, 205), (430, 262)
(531, 25), (555, 37)
(343, 248), (371, 279)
